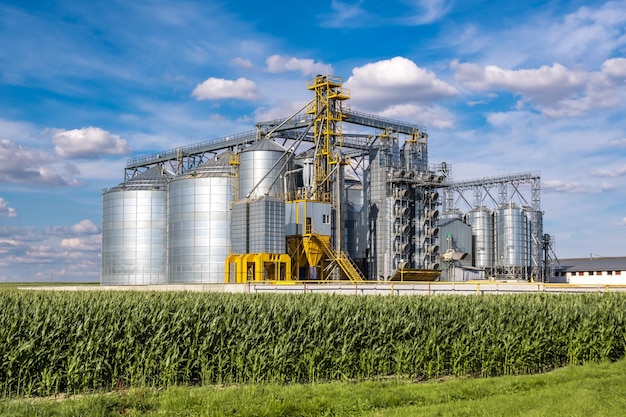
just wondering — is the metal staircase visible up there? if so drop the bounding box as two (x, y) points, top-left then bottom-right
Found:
(309, 234), (365, 283)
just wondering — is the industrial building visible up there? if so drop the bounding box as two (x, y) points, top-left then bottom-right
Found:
(101, 75), (555, 285)
(549, 256), (626, 285)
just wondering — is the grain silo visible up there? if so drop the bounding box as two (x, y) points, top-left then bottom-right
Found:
(495, 203), (529, 277)
(231, 140), (288, 255)
(167, 152), (234, 283)
(238, 139), (288, 200)
(101, 166), (171, 285)
(466, 206), (494, 268)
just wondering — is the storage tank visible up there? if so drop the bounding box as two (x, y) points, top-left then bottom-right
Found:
(466, 206), (494, 268)
(238, 139), (288, 199)
(231, 196), (285, 254)
(495, 203), (529, 267)
(101, 166), (171, 285)
(167, 153), (234, 283)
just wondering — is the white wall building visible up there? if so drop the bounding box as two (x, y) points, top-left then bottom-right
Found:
(550, 257), (626, 285)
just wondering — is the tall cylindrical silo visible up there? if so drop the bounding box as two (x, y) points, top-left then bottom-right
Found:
(238, 139), (288, 200)
(167, 153), (234, 283)
(101, 166), (171, 285)
(495, 203), (529, 268)
(466, 206), (494, 268)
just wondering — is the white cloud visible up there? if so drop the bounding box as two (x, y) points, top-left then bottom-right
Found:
(618, 217), (626, 227)
(318, 0), (371, 28)
(70, 219), (100, 234)
(463, 1), (626, 70)
(53, 127), (131, 159)
(590, 164), (626, 178)
(230, 57), (254, 69)
(377, 103), (455, 129)
(454, 58), (626, 117)
(60, 237), (84, 249)
(266, 55), (333, 76)
(345, 57), (458, 111)
(399, 0), (452, 25)
(192, 77), (262, 101)
(454, 62), (587, 104)
(602, 57), (626, 79)
(541, 2), (626, 66)
(0, 197), (17, 217)
(0, 138), (81, 186)
(542, 179), (615, 194)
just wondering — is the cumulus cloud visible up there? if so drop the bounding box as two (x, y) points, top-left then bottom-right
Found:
(47, 219), (101, 236)
(601, 58), (626, 79)
(53, 127), (131, 159)
(192, 77), (262, 101)
(345, 57), (458, 111)
(0, 197), (17, 217)
(454, 58), (626, 117)
(0, 138), (81, 186)
(266, 55), (333, 76)
(60, 237), (84, 249)
(453, 62), (587, 104)
(70, 219), (100, 234)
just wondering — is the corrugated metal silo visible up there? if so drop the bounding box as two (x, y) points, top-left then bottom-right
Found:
(238, 139), (287, 199)
(495, 203), (529, 268)
(101, 166), (171, 285)
(466, 206), (494, 268)
(167, 153), (234, 283)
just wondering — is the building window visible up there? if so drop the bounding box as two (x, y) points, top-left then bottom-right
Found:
(596, 271), (602, 276)
(608, 271), (613, 275)
(322, 214), (330, 224)
(579, 272), (584, 276)
(589, 271), (594, 276)
(617, 271), (622, 276)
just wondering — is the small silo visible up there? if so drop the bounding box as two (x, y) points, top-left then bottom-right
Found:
(167, 152), (234, 283)
(238, 139), (288, 199)
(495, 203), (529, 269)
(101, 166), (171, 285)
(231, 139), (287, 255)
(466, 206), (494, 268)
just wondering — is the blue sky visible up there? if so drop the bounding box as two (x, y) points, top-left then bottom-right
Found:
(0, 0), (625, 282)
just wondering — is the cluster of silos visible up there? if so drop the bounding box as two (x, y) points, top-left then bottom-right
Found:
(460, 203), (537, 278)
(101, 166), (171, 285)
(102, 140), (293, 285)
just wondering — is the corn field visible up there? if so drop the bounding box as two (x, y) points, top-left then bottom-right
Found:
(1, 290), (625, 397)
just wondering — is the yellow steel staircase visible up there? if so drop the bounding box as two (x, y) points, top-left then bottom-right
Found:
(309, 233), (365, 283)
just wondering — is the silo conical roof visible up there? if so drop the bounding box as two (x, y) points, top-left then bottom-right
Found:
(107, 166), (172, 192)
(242, 139), (287, 153)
